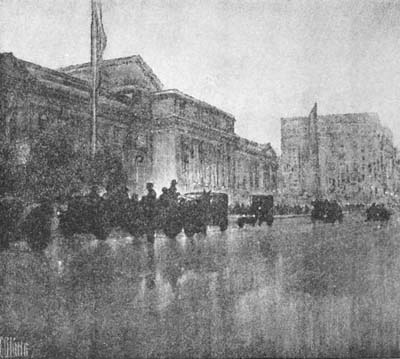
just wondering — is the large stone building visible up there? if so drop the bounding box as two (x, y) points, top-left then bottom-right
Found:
(281, 104), (397, 203)
(0, 52), (277, 203)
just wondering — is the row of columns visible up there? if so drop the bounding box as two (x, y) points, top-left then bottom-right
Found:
(180, 136), (275, 194)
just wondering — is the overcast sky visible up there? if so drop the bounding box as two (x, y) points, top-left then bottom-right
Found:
(1, 0), (400, 152)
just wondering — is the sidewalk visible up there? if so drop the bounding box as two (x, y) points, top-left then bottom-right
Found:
(229, 213), (310, 221)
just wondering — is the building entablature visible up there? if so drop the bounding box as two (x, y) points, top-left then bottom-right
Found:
(236, 137), (277, 159)
(151, 115), (238, 144)
(151, 89), (235, 133)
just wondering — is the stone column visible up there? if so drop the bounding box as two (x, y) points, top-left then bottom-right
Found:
(151, 131), (178, 194)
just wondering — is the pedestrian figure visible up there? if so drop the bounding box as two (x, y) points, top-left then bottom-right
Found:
(86, 185), (108, 240)
(125, 193), (145, 238)
(142, 183), (157, 243)
(159, 187), (170, 207)
(144, 182), (157, 201)
(168, 179), (180, 201)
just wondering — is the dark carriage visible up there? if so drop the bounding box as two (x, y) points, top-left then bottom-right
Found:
(182, 192), (229, 236)
(157, 200), (184, 239)
(366, 203), (392, 222)
(59, 193), (111, 240)
(311, 199), (343, 224)
(0, 195), (57, 252)
(0, 195), (25, 250)
(238, 195), (274, 228)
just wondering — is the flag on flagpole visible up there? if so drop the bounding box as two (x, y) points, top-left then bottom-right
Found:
(90, 0), (107, 158)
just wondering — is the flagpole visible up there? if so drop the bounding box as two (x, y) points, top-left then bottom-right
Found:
(91, 0), (97, 160)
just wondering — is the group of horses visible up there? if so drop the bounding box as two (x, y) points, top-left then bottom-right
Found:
(59, 188), (220, 242)
(0, 196), (55, 251)
(0, 188), (220, 252)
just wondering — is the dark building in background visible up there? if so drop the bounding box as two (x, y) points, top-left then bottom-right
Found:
(0, 52), (277, 203)
(281, 104), (397, 203)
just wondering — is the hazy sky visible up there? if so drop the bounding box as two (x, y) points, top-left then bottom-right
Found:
(1, 0), (400, 151)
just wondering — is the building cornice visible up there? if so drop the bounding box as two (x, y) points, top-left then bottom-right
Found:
(152, 89), (235, 121)
(152, 114), (238, 142)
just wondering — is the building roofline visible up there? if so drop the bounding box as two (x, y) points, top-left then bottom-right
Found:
(281, 112), (379, 121)
(1, 53), (90, 91)
(58, 54), (163, 90)
(58, 55), (142, 72)
(152, 89), (235, 120)
(0, 53), (133, 108)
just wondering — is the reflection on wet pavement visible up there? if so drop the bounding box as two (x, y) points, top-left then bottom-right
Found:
(2, 215), (400, 357)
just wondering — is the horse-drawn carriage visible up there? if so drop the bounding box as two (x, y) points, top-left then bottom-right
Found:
(237, 195), (274, 228)
(181, 192), (228, 236)
(311, 199), (343, 224)
(365, 203), (392, 222)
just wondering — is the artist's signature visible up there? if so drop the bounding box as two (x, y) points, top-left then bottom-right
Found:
(0, 336), (29, 358)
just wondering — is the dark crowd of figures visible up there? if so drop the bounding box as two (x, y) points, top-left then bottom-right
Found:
(0, 181), (228, 252)
(59, 183), (228, 242)
(0, 182), (394, 253)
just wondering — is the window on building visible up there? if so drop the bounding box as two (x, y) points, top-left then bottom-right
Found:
(255, 165), (259, 189)
(179, 100), (186, 116)
(38, 114), (48, 131)
(181, 140), (189, 173)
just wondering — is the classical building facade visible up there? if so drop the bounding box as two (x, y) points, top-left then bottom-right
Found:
(281, 104), (397, 202)
(0, 52), (277, 203)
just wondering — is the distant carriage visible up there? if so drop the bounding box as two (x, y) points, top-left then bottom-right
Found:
(238, 195), (274, 228)
(365, 204), (392, 222)
(182, 192), (229, 236)
(311, 200), (343, 224)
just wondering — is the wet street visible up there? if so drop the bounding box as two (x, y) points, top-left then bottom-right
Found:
(108, 214), (400, 358)
(3, 213), (400, 358)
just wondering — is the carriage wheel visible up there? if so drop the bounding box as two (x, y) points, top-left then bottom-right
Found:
(0, 234), (10, 251)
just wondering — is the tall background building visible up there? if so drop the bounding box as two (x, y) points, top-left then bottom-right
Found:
(281, 104), (397, 203)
